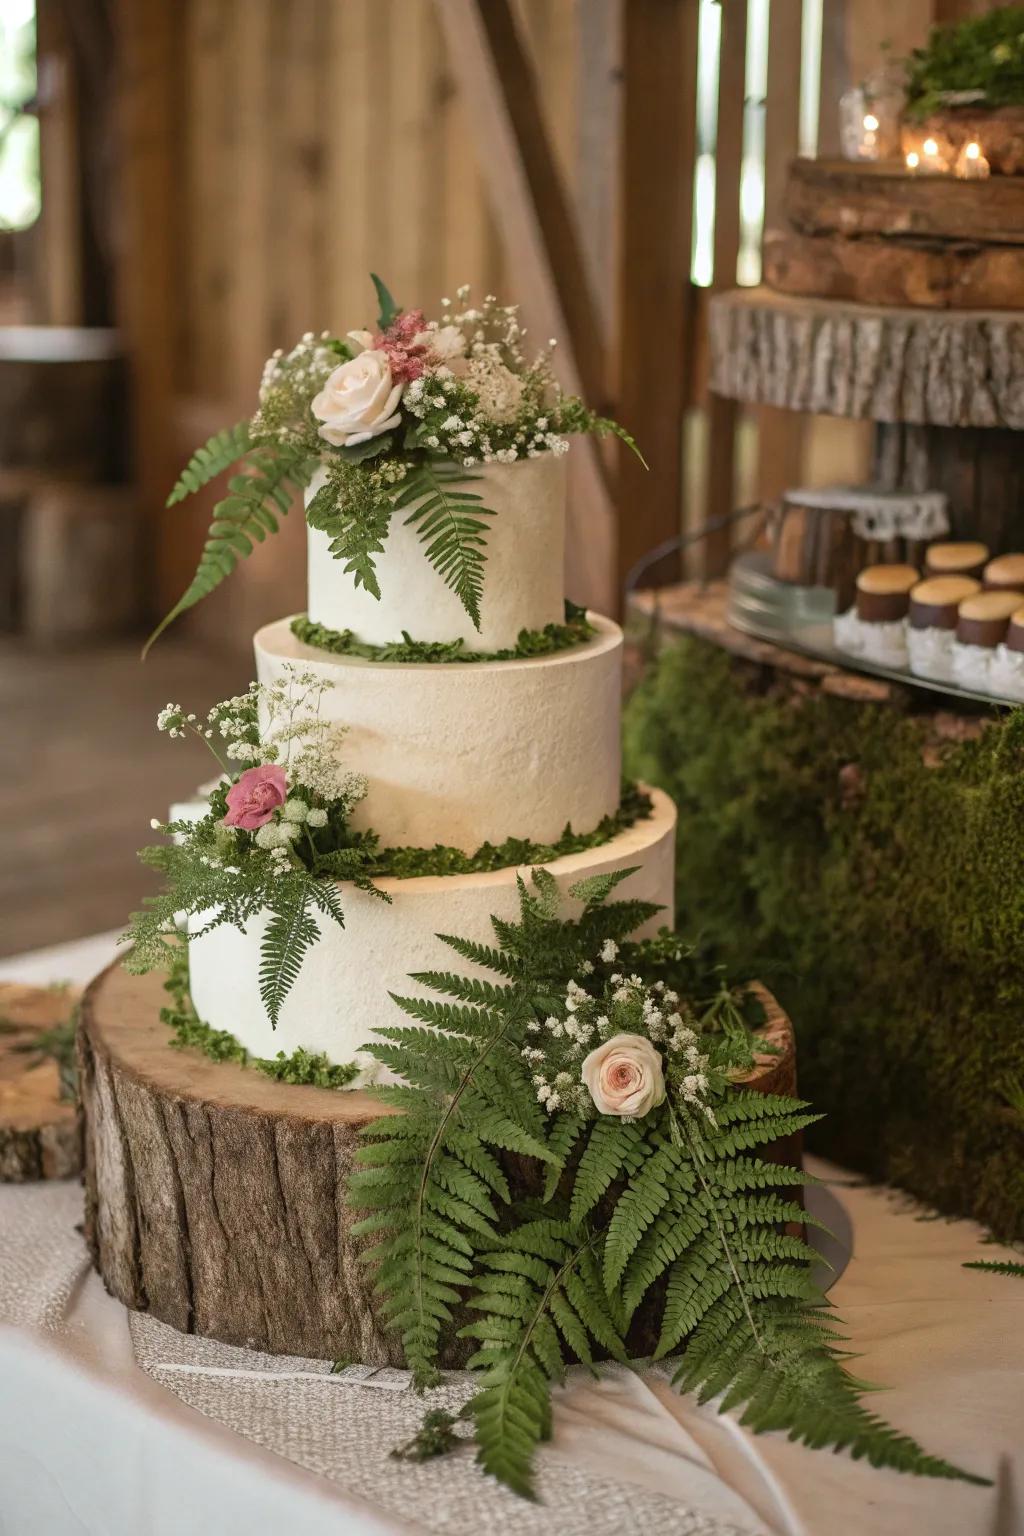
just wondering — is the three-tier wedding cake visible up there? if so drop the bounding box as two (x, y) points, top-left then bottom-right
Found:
(132, 280), (675, 1072)
(186, 452), (676, 1068)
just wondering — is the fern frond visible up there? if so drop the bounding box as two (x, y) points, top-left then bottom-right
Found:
(674, 1300), (988, 1484)
(463, 1223), (622, 1498)
(258, 883), (322, 1028)
(166, 421), (253, 505)
(145, 444), (316, 654)
(963, 1258), (1024, 1277)
(394, 461), (493, 630)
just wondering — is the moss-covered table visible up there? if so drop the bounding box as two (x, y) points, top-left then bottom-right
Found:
(626, 582), (1024, 1243)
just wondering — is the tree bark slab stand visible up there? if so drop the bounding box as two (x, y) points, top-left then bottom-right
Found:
(80, 959), (798, 1365)
(709, 286), (1024, 548)
(0, 982), (81, 1181)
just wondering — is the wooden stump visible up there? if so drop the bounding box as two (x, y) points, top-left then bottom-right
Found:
(80, 960), (798, 1365)
(0, 982), (81, 1181)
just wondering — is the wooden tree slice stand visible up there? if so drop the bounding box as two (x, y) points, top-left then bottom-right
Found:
(709, 286), (1024, 552)
(80, 959), (798, 1366)
(0, 982), (81, 1181)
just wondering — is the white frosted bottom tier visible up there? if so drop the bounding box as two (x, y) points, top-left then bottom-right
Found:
(306, 454), (567, 651)
(186, 786), (677, 1068)
(255, 613), (622, 850)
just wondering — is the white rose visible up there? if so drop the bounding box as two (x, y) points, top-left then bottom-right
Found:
(311, 350), (404, 447)
(581, 1032), (666, 1118)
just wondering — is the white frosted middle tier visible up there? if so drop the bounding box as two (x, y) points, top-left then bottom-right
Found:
(254, 613), (623, 850)
(306, 452), (567, 651)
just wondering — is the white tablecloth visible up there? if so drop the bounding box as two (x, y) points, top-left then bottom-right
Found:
(1, 936), (1022, 1536)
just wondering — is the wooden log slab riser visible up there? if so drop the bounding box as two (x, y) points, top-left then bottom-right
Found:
(708, 287), (1024, 431)
(80, 961), (798, 1365)
(764, 228), (1024, 311)
(784, 157), (1024, 246)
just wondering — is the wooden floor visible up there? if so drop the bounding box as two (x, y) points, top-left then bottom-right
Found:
(0, 637), (248, 959)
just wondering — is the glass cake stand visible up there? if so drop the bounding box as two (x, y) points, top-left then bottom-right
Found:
(727, 551), (1019, 711)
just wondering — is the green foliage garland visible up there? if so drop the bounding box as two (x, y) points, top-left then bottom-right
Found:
(290, 601), (595, 664)
(905, 8), (1024, 118)
(351, 873), (983, 1498)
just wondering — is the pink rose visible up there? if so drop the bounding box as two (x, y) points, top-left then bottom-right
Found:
(581, 1033), (666, 1118)
(223, 764), (287, 830)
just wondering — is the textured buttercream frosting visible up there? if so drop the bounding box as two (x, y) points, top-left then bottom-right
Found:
(187, 787), (677, 1067)
(255, 613), (623, 850)
(306, 453), (567, 651)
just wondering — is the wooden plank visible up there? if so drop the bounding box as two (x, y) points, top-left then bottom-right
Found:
(35, 0), (83, 326)
(182, 0), (231, 398)
(615, 0), (697, 597)
(277, 0), (328, 342)
(113, 0), (182, 614)
(786, 157), (1024, 246)
(758, 0), (805, 506)
(327, 0), (375, 329)
(434, 0), (615, 615)
(704, 0), (748, 577)
(576, 0), (622, 337)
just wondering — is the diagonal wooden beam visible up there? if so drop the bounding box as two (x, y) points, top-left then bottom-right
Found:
(616, 0), (697, 594)
(433, 0), (616, 614)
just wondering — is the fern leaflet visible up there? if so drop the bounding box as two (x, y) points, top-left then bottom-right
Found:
(166, 421), (253, 505)
(393, 460), (493, 630)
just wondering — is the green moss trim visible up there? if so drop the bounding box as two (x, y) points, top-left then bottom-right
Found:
(367, 782), (652, 880)
(160, 956), (360, 1089)
(623, 634), (1024, 1241)
(290, 601), (595, 664)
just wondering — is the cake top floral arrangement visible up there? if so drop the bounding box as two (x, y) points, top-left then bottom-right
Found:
(146, 275), (638, 651)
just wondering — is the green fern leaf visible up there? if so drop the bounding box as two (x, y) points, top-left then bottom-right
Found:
(258, 884), (321, 1028)
(166, 421), (252, 506)
(394, 462), (493, 630)
(145, 444), (315, 654)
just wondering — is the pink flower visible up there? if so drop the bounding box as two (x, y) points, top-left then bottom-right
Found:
(374, 309), (433, 383)
(223, 764), (287, 830)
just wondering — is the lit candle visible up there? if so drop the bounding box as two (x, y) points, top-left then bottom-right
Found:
(905, 150), (920, 172)
(956, 139), (990, 179)
(919, 136), (949, 173)
(859, 111), (880, 160)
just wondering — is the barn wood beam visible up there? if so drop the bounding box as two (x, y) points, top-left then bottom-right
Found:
(433, 0), (616, 615)
(617, 0), (697, 595)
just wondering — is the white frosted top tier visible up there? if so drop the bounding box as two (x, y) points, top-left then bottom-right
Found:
(306, 452), (567, 651)
(254, 612), (622, 852)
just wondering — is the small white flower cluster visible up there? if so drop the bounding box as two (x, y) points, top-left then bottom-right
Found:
(404, 284), (568, 466)
(255, 331), (339, 439)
